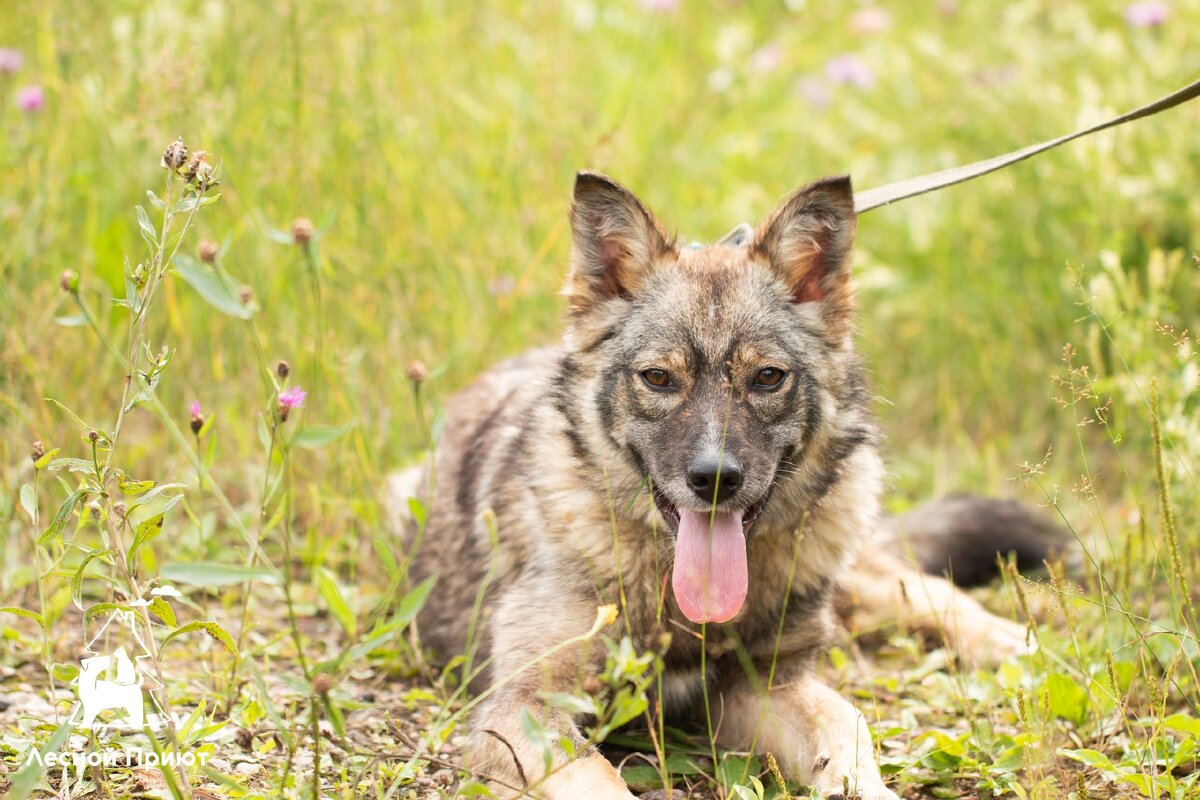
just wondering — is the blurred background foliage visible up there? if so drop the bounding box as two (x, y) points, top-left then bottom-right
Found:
(1, 0), (1198, 555)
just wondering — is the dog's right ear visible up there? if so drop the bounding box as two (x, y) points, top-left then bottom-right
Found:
(566, 171), (675, 315)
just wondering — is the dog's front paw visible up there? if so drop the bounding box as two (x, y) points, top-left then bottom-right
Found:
(814, 774), (900, 800)
(951, 612), (1035, 666)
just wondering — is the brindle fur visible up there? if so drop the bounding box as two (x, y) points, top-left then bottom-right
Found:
(391, 172), (1039, 799)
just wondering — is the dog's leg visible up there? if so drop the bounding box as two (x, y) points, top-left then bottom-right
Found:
(467, 580), (636, 800)
(716, 671), (898, 800)
(839, 548), (1030, 664)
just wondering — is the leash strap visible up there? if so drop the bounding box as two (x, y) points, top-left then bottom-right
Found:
(853, 77), (1200, 214)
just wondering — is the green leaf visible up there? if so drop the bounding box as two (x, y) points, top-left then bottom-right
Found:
(47, 457), (95, 475)
(174, 253), (254, 319)
(1059, 748), (1117, 771)
(8, 717), (75, 800)
(160, 561), (281, 587)
(147, 596), (177, 627)
(1045, 673), (1089, 727)
(39, 490), (87, 544)
(19, 483), (36, 521)
(118, 476), (157, 495)
(84, 602), (131, 626)
(54, 313), (89, 327)
(135, 204), (157, 247)
(71, 548), (114, 608)
(32, 447), (59, 470)
(126, 513), (165, 574)
(316, 567), (357, 637)
(163, 620), (239, 657)
(394, 575), (436, 626)
(292, 421), (357, 449)
(408, 497), (428, 530)
(0, 607), (45, 627)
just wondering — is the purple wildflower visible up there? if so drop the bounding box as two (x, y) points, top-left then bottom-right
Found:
(0, 48), (22, 74)
(850, 7), (891, 35)
(1124, 1), (1168, 27)
(189, 401), (205, 435)
(749, 43), (784, 75)
(17, 85), (43, 112)
(796, 76), (832, 109)
(277, 386), (307, 421)
(825, 54), (875, 89)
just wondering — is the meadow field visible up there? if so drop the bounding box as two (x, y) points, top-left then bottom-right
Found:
(1, 1), (1199, 797)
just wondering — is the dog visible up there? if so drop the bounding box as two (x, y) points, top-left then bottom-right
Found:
(389, 172), (1057, 799)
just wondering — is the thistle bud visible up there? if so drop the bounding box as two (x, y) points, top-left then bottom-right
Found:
(291, 218), (314, 245)
(406, 360), (428, 385)
(197, 239), (220, 263)
(189, 401), (204, 435)
(276, 360), (290, 380)
(60, 269), (78, 293)
(30, 441), (46, 464)
(161, 137), (188, 170)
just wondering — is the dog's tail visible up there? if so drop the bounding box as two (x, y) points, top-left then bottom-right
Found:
(882, 493), (1066, 586)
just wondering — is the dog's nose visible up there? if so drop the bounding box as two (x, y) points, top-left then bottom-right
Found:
(686, 456), (744, 505)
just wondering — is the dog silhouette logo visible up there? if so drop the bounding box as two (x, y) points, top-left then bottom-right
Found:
(71, 608), (160, 731)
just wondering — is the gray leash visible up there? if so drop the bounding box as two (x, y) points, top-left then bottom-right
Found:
(853, 76), (1200, 214)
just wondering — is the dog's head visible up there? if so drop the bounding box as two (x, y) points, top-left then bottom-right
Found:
(564, 171), (865, 624)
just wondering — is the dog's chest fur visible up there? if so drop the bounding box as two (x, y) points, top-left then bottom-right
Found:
(405, 345), (882, 706)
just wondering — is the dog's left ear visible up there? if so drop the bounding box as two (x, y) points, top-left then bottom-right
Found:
(752, 175), (857, 313)
(566, 171), (676, 315)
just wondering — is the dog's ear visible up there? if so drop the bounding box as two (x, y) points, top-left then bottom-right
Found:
(566, 171), (675, 314)
(752, 175), (857, 314)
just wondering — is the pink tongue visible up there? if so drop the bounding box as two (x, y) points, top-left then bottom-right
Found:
(672, 508), (748, 624)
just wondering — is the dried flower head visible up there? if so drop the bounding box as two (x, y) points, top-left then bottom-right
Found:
(189, 401), (205, 435)
(87, 430), (100, 443)
(197, 239), (220, 263)
(406, 360), (428, 384)
(60, 269), (78, 293)
(113, 501), (127, 519)
(312, 675), (332, 695)
(291, 218), (314, 245)
(182, 150), (219, 190)
(30, 440), (45, 463)
(277, 386), (307, 421)
(276, 360), (291, 380)
(161, 137), (188, 170)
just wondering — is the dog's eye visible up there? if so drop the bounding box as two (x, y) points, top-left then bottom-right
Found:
(753, 368), (786, 390)
(641, 368), (673, 389)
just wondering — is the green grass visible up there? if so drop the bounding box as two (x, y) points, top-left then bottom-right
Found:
(1, 1), (1199, 798)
